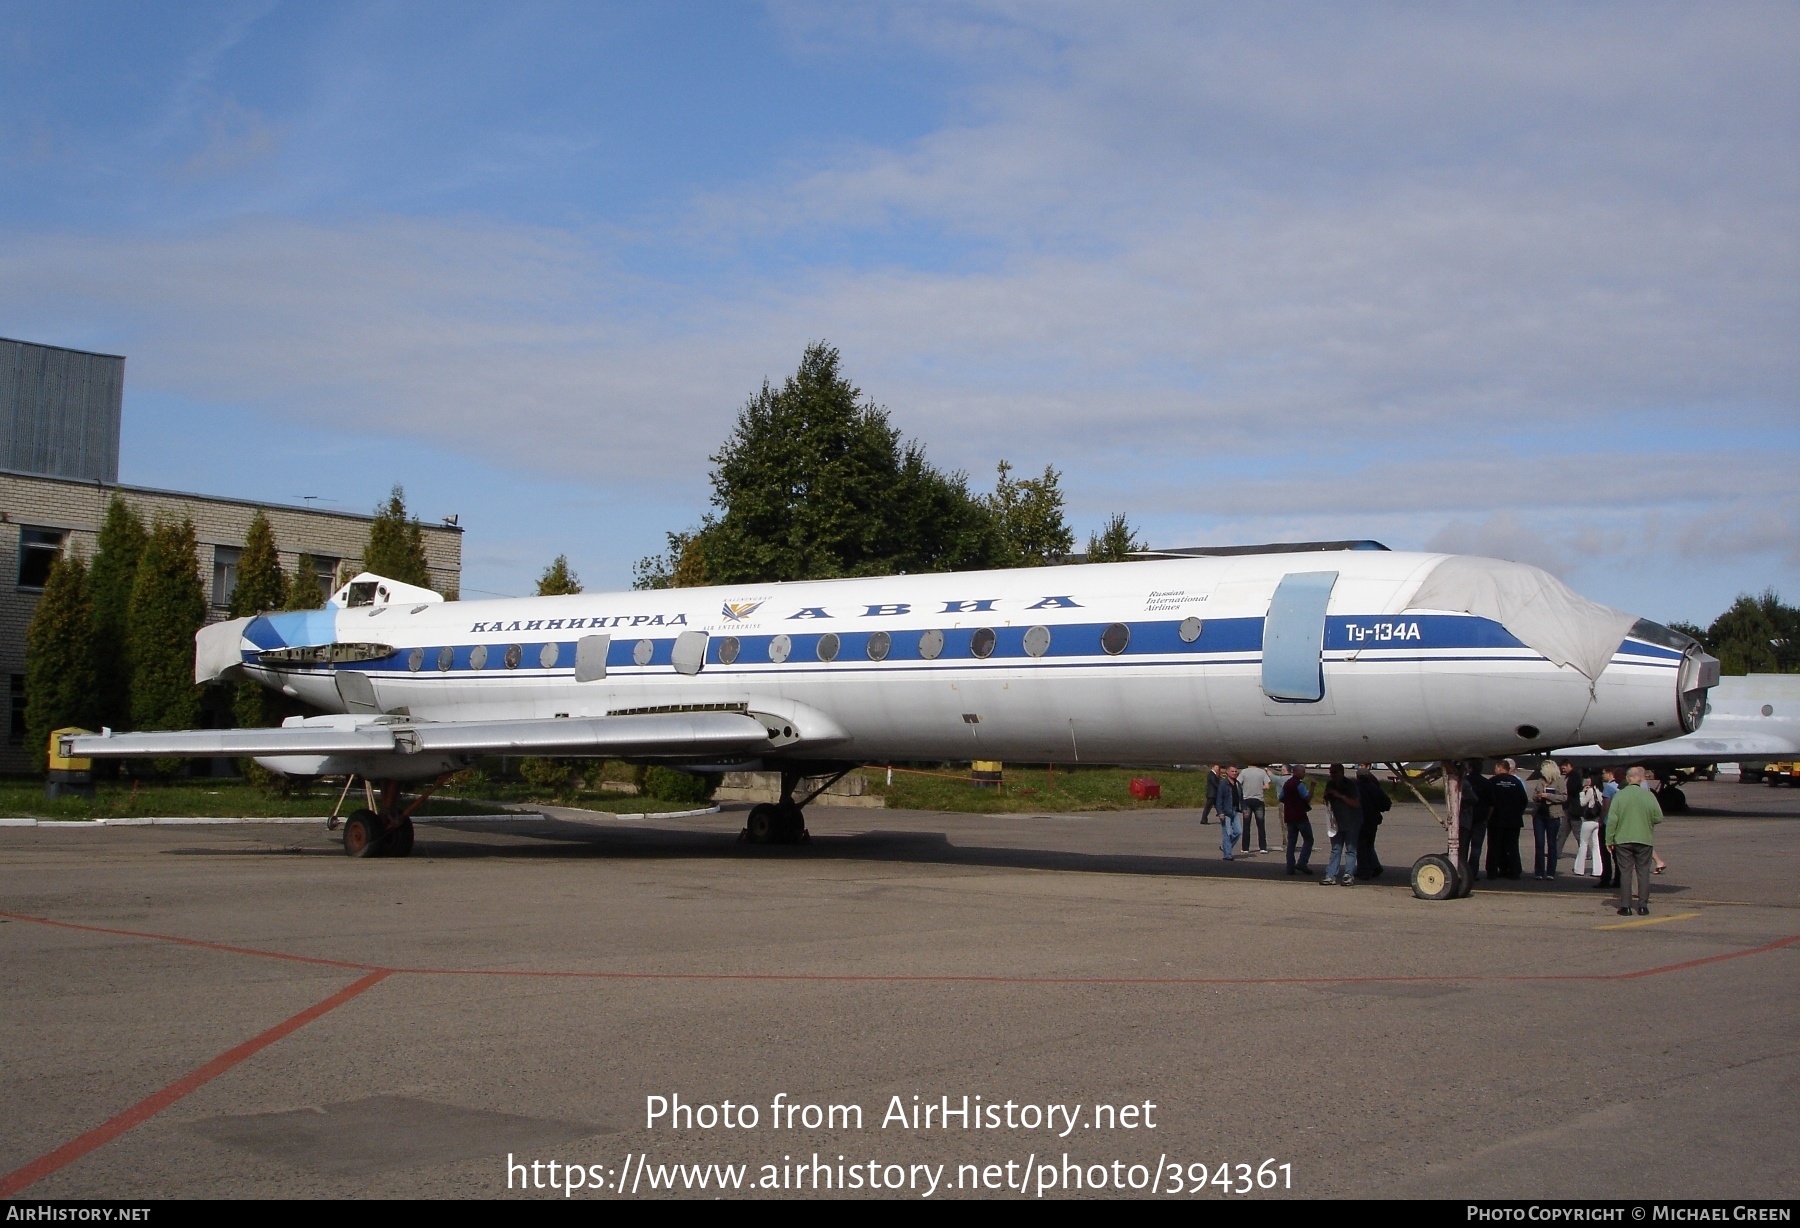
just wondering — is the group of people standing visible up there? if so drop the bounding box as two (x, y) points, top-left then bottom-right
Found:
(1456, 758), (1666, 913)
(1203, 763), (1392, 884)
(1200, 757), (1667, 913)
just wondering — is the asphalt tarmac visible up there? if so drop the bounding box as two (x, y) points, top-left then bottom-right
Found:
(1, 779), (1795, 1200)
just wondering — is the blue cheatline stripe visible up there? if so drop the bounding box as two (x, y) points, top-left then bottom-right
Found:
(260, 613), (1677, 679)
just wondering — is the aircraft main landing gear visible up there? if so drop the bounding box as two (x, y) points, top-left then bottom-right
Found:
(337, 778), (440, 858)
(740, 765), (853, 846)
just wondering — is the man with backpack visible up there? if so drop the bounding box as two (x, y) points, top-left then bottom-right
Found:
(1354, 765), (1391, 879)
(1279, 764), (1315, 875)
(1321, 764), (1364, 886)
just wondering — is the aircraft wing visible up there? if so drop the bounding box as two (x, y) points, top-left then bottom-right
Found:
(61, 710), (780, 762)
(1553, 721), (1799, 766)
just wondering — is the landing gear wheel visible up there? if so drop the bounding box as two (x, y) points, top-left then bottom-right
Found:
(342, 809), (382, 858)
(1410, 853), (1459, 900)
(383, 819), (415, 857)
(1661, 784), (1688, 814)
(775, 801), (807, 844)
(745, 803), (780, 845)
(1455, 864), (1475, 897)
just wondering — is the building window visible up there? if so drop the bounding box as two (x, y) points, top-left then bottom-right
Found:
(17, 527), (65, 589)
(300, 555), (339, 604)
(9, 676), (25, 746)
(212, 546), (241, 608)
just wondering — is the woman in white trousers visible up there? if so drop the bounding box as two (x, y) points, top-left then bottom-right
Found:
(1572, 774), (1605, 876)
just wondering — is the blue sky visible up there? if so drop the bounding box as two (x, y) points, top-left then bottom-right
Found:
(2, 2), (1795, 621)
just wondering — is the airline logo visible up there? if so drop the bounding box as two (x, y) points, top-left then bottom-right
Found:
(721, 600), (765, 622)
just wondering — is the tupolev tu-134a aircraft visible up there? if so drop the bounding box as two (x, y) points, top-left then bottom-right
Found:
(65, 541), (1718, 878)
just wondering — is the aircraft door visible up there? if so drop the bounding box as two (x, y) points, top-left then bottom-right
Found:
(335, 670), (381, 714)
(1261, 571), (1338, 703)
(671, 630), (708, 676)
(574, 634), (610, 682)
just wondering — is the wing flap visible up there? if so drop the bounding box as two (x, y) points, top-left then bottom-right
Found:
(63, 711), (775, 762)
(65, 727), (396, 759)
(392, 711), (772, 757)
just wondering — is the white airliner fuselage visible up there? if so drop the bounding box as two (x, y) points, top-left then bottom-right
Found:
(67, 546), (1715, 860)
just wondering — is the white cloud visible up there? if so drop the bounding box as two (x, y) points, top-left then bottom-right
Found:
(0, 3), (1793, 612)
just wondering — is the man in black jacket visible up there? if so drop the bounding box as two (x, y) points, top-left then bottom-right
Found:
(1354, 765), (1391, 879)
(1201, 765), (1220, 825)
(1484, 758), (1530, 880)
(1458, 760), (1491, 881)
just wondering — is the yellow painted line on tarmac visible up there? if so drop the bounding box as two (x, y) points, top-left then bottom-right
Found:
(1596, 911), (1700, 931)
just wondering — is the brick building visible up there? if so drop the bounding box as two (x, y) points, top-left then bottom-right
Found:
(0, 337), (462, 771)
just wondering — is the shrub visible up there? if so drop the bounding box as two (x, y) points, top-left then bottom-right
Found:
(642, 766), (719, 804)
(519, 756), (573, 796)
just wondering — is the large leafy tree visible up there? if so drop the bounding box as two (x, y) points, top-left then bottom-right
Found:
(25, 551), (96, 769)
(1692, 590), (1800, 675)
(88, 496), (147, 731)
(537, 555), (583, 596)
(362, 485), (433, 588)
(229, 511), (289, 727)
(988, 461), (1074, 565)
(127, 516), (207, 743)
(641, 343), (1007, 586)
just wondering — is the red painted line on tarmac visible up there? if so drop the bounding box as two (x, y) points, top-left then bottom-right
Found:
(3, 909), (1795, 987)
(0, 970), (389, 1197)
(0, 910), (377, 971)
(0, 910), (1794, 1193)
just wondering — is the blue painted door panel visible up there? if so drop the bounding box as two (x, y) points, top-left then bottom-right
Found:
(1262, 571), (1339, 702)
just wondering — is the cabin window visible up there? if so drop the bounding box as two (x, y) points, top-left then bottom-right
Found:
(817, 632), (840, 662)
(211, 546), (241, 608)
(769, 634), (792, 663)
(918, 629), (944, 660)
(633, 638), (654, 666)
(718, 636), (740, 665)
(970, 627), (996, 659)
(469, 644), (488, 670)
(866, 631), (891, 661)
(1178, 616), (1203, 643)
(17, 527), (64, 589)
(1101, 623), (1130, 655)
(437, 646), (454, 672)
(503, 644), (522, 669)
(345, 580), (379, 608)
(407, 648), (424, 672)
(1023, 625), (1050, 657)
(539, 643), (559, 669)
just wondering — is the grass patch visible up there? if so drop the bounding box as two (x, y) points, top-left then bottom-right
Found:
(0, 775), (719, 821)
(863, 766), (1441, 814)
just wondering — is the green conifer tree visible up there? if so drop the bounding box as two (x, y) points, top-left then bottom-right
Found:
(362, 486), (433, 588)
(229, 511), (289, 727)
(1084, 512), (1146, 564)
(88, 496), (147, 731)
(284, 554), (327, 610)
(25, 551), (97, 770)
(536, 554), (584, 596)
(127, 517), (207, 752)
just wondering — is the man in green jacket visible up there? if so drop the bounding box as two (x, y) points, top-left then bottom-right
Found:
(1605, 765), (1664, 916)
